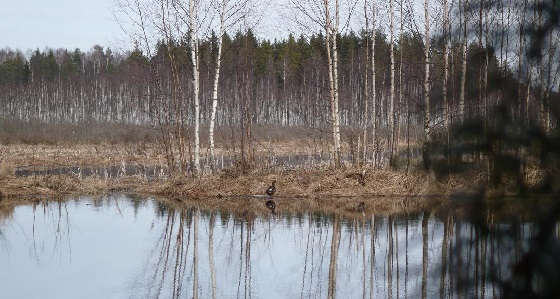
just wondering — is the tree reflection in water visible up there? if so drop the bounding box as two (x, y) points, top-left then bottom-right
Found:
(1, 196), (556, 298)
(138, 202), (547, 298)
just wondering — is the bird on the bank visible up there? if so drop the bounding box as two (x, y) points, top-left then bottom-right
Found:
(358, 202), (366, 213)
(266, 180), (276, 197)
(265, 199), (276, 214)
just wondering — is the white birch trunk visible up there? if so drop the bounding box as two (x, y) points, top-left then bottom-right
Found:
(443, 0), (449, 132)
(189, 0), (201, 173)
(389, 0), (395, 161)
(371, 2), (377, 167)
(363, 0), (369, 164)
(459, 0), (467, 122)
(424, 0), (431, 143)
(209, 1), (225, 167)
(324, 0), (341, 167)
(398, 0), (404, 149)
(333, 0), (342, 166)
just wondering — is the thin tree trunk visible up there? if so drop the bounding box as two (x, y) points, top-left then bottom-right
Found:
(443, 0), (450, 145)
(333, 0), (342, 167)
(324, 0), (342, 167)
(325, 0), (337, 167)
(519, 0), (529, 125)
(460, 0), (468, 122)
(363, 0), (369, 166)
(398, 0), (404, 157)
(389, 0), (395, 165)
(423, 0), (431, 166)
(371, 2), (377, 168)
(189, 0), (201, 174)
(209, 0), (226, 170)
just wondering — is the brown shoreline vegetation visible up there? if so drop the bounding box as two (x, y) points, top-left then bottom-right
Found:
(0, 143), (546, 217)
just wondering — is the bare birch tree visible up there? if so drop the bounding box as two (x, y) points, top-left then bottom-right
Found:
(370, 0), (377, 168)
(289, 0), (358, 167)
(389, 0), (396, 164)
(459, 0), (468, 122)
(325, 0), (343, 167)
(423, 0), (431, 152)
(362, 0), (369, 165)
(189, 0), (202, 174)
(208, 0), (253, 170)
(208, 0), (226, 170)
(443, 0), (450, 144)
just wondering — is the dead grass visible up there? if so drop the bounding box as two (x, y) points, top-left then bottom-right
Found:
(0, 161), (13, 178)
(0, 142), (526, 217)
(141, 167), (484, 199)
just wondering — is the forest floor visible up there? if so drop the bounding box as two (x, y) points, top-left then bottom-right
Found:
(0, 142), (527, 217)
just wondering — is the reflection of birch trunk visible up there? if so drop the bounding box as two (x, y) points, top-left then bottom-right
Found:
(361, 217), (366, 299)
(475, 229), (479, 298)
(370, 215), (376, 299)
(245, 220), (252, 299)
(301, 216), (312, 299)
(481, 232), (487, 299)
(395, 218), (399, 299)
(440, 216), (450, 299)
(422, 212), (429, 299)
(193, 210), (199, 299)
(172, 211), (186, 299)
(455, 221), (463, 298)
(405, 218), (409, 298)
(328, 216), (341, 299)
(237, 222), (244, 298)
(209, 213), (217, 299)
(387, 216), (393, 299)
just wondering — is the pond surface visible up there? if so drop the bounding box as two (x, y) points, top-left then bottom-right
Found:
(0, 195), (549, 299)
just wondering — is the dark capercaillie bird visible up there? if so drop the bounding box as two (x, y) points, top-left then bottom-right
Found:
(266, 180), (276, 197)
(265, 200), (276, 214)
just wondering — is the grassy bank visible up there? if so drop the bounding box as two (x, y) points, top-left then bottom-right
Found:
(0, 142), (529, 216)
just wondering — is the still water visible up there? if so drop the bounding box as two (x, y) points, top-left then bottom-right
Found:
(0, 195), (542, 299)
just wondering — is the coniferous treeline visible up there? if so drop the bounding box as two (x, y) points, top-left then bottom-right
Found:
(2, 0), (560, 173)
(2, 30), (549, 129)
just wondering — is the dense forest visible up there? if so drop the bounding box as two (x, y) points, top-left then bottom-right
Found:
(0, 0), (558, 172)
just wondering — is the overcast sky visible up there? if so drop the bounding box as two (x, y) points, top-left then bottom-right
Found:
(0, 0), (130, 51)
(1, 0), (434, 55)
(0, 0), (293, 53)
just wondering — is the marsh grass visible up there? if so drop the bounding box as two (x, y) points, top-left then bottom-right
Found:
(0, 161), (13, 178)
(0, 135), (548, 216)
